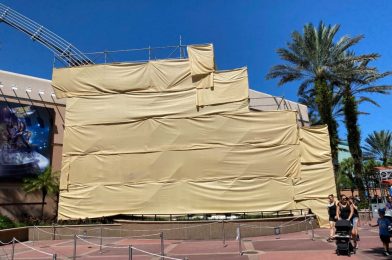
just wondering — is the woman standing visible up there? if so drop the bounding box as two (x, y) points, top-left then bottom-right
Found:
(349, 196), (360, 249)
(327, 194), (337, 242)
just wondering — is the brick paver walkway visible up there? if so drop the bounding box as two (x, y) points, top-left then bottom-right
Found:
(0, 226), (389, 259)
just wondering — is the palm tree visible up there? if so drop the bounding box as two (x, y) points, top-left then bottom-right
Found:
(333, 54), (392, 201)
(298, 88), (342, 126)
(363, 159), (382, 200)
(363, 130), (392, 166)
(23, 167), (59, 222)
(337, 158), (356, 196)
(266, 21), (363, 180)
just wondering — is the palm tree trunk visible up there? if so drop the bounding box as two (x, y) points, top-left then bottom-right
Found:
(54, 191), (60, 222)
(315, 79), (340, 189)
(364, 174), (371, 206)
(343, 85), (366, 202)
(383, 157), (388, 167)
(41, 189), (47, 222)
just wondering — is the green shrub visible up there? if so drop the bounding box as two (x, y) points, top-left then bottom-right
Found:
(358, 200), (369, 210)
(0, 215), (15, 229)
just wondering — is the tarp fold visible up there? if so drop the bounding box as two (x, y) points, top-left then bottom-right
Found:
(187, 44), (215, 76)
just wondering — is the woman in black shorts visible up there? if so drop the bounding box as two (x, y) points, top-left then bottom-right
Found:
(327, 194), (337, 242)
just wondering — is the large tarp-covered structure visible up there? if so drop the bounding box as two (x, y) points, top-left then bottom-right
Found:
(52, 44), (336, 225)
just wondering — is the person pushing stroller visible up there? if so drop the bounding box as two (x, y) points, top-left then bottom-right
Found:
(336, 195), (354, 222)
(334, 195), (355, 255)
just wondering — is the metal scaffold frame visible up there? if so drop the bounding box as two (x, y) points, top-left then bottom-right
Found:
(0, 3), (93, 67)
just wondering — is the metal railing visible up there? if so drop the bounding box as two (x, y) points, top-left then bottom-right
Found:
(1, 234), (188, 260)
(24, 214), (316, 258)
(0, 3), (92, 67)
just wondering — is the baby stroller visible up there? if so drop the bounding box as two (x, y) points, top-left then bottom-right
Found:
(335, 219), (355, 256)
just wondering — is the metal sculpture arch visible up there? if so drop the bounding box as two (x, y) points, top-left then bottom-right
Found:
(0, 3), (92, 67)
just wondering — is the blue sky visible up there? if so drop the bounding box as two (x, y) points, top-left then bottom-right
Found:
(0, 0), (391, 142)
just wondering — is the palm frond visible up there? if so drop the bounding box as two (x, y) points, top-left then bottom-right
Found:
(354, 85), (392, 95)
(356, 111), (370, 115)
(356, 96), (380, 107)
(22, 167), (59, 195)
(266, 64), (304, 85)
(363, 130), (392, 166)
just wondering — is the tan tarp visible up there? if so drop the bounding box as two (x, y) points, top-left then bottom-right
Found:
(299, 126), (331, 164)
(64, 90), (249, 126)
(63, 113), (299, 155)
(59, 177), (295, 218)
(294, 126), (337, 226)
(52, 60), (192, 98)
(294, 161), (335, 200)
(295, 198), (330, 227)
(54, 44), (336, 222)
(196, 68), (249, 106)
(192, 73), (213, 89)
(187, 44), (215, 75)
(58, 111), (301, 219)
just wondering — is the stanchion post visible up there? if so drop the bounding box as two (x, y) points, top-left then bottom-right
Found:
(237, 224), (242, 255)
(222, 221), (226, 247)
(310, 216), (315, 241)
(100, 225), (103, 252)
(304, 214), (308, 234)
(73, 234), (77, 260)
(160, 232), (164, 260)
(11, 238), (15, 260)
(209, 222), (212, 239)
(52, 223), (56, 240)
(33, 227), (35, 246)
(274, 226), (281, 239)
(128, 245), (132, 260)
